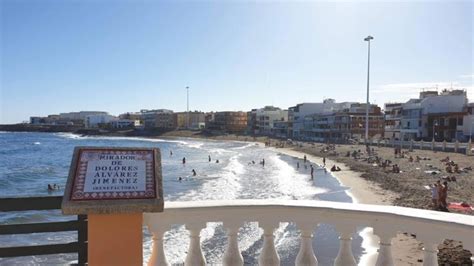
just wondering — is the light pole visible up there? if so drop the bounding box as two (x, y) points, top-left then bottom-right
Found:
(432, 119), (438, 142)
(364, 35), (374, 144)
(186, 86), (189, 129)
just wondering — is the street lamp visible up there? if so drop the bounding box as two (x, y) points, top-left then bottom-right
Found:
(432, 119), (438, 142)
(364, 35), (374, 144)
(186, 86), (189, 129)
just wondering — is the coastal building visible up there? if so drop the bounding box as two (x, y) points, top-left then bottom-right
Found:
(174, 111), (206, 129)
(110, 119), (140, 129)
(302, 103), (384, 142)
(255, 106), (288, 135)
(290, 99), (354, 139)
(85, 114), (117, 128)
(401, 89), (468, 141)
(246, 109), (258, 135)
(142, 109), (175, 129)
(462, 103), (474, 140)
(206, 111), (248, 133)
(384, 103), (403, 140)
(119, 112), (143, 124)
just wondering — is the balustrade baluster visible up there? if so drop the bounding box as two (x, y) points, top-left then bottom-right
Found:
(333, 223), (356, 266)
(145, 214), (169, 266)
(418, 234), (442, 266)
(373, 226), (396, 266)
(223, 222), (243, 266)
(295, 222), (318, 266)
(185, 223), (207, 266)
(258, 221), (280, 266)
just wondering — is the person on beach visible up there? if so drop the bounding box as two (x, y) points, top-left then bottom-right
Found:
(323, 157), (326, 166)
(182, 157), (186, 164)
(439, 181), (448, 211)
(310, 165), (314, 179)
(304, 155), (307, 163)
(430, 183), (439, 209)
(208, 155), (211, 162)
(261, 159), (265, 167)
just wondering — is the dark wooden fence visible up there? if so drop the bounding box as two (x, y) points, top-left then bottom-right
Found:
(0, 196), (87, 265)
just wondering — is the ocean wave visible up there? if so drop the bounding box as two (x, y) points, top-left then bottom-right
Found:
(54, 133), (188, 145)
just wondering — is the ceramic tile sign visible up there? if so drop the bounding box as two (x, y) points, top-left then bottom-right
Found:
(62, 147), (164, 215)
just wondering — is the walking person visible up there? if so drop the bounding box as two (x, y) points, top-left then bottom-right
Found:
(310, 165), (314, 179)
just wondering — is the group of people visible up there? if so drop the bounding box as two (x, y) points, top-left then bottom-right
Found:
(47, 184), (60, 191)
(430, 180), (449, 211)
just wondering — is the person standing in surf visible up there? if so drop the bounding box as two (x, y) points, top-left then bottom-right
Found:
(304, 155), (307, 163)
(310, 165), (314, 179)
(208, 155), (211, 162)
(182, 157), (186, 164)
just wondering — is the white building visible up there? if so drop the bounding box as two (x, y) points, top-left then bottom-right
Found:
(255, 106), (288, 135)
(290, 99), (354, 139)
(401, 90), (468, 140)
(85, 114), (117, 128)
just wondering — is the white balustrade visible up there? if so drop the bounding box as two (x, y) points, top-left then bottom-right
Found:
(373, 223), (397, 266)
(295, 221), (318, 266)
(258, 221), (280, 266)
(333, 222), (356, 266)
(185, 222), (206, 266)
(222, 221), (243, 266)
(144, 200), (474, 265)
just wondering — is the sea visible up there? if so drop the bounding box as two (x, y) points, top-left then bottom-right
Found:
(0, 132), (374, 265)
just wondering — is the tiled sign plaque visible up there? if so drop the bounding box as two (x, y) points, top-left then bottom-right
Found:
(62, 147), (163, 215)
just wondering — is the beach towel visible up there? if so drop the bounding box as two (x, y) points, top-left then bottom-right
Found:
(448, 202), (474, 212)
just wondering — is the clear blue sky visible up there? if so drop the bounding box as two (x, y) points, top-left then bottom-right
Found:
(1, 0), (472, 124)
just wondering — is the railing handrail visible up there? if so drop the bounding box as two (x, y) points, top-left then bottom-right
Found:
(0, 196), (88, 265)
(149, 199), (473, 226)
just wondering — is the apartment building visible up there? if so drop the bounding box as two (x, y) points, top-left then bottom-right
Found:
(207, 111), (248, 133)
(384, 103), (403, 140)
(142, 109), (175, 129)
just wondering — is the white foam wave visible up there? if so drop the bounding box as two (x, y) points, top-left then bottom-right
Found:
(157, 154), (245, 264)
(33, 142), (41, 145)
(54, 133), (188, 145)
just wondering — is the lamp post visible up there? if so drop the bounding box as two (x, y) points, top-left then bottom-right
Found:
(364, 35), (374, 144)
(186, 86), (189, 129)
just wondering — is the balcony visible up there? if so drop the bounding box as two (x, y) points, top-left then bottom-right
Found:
(144, 200), (473, 266)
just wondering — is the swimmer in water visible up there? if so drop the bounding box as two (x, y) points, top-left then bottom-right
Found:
(216, 159), (219, 163)
(170, 150), (173, 156)
(178, 177), (183, 182)
(297, 162), (300, 169)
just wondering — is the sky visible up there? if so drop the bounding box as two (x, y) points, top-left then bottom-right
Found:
(1, 0), (473, 124)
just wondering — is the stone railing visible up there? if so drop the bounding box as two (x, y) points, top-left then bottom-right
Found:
(144, 200), (473, 266)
